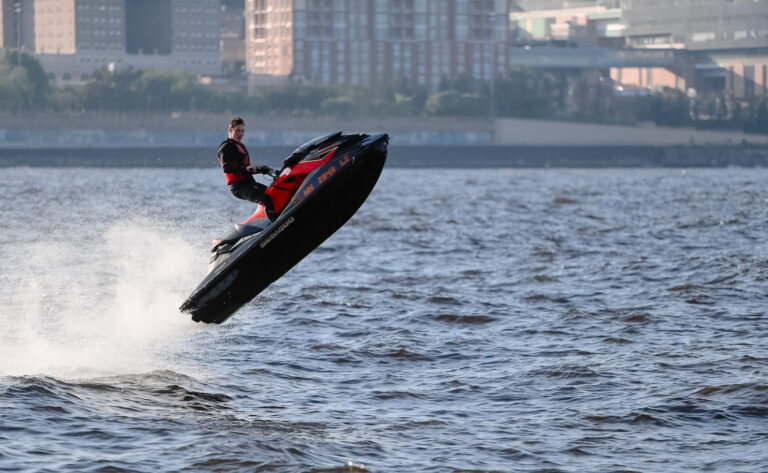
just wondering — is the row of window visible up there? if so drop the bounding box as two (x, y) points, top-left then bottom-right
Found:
(295, 62), (497, 86)
(691, 29), (768, 42)
(293, 42), (502, 71)
(77, 17), (122, 23)
(80, 30), (122, 37)
(175, 32), (219, 39)
(76, 5), (119, 11)
(176, 20), (218, 27)
(177, 8), (219, 15)
(175, 45), (219, 52)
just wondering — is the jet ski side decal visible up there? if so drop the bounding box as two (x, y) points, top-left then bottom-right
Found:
(259, 216), (295, 249)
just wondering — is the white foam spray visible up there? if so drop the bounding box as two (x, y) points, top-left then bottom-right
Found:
(0, 219), (204, 379)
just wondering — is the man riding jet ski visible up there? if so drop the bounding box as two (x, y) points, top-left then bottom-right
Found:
(180, 131), (389, 324)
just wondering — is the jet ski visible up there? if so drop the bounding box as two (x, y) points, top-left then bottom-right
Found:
(180, 132), (389, 324)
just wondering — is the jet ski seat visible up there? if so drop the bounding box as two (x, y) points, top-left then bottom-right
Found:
(211, 218), (270, 255)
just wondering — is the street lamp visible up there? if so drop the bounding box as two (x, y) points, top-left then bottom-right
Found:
(14, 1), (21, 65)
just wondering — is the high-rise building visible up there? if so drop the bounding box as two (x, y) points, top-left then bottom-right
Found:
(0, 0), (33, 52)
(0, 0), (221, 84)
(246, 0), (512, 92)
(0, 1), (15, 49)
(220, 0), (246, 75)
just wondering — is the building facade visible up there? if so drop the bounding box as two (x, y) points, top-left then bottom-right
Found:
(0, 1), (15, 49)
(1, 0), (221, 84)
(614, 0), (768, 99)
(246, 0), (512, 92)
(509, 5), (624, 46)
(220, 0), (246, 75)
(621, 0), (768, 51)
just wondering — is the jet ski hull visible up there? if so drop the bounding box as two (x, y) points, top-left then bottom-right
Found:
(180, 134), (387, 324)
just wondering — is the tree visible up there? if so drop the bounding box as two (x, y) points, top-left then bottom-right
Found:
(745, 99), (768, 134)
(634, 88), (691, 127)
(0, 49), (50, 110)
(493, 66), (561, 119)
(81, 67), (142, 111)
(425, 90), (489, 116)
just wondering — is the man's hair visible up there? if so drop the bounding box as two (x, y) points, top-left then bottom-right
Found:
(229, 117), (245, 129)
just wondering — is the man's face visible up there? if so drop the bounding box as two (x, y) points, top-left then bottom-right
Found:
(229, 124), (245, 142)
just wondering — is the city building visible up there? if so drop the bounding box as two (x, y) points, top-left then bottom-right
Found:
(514, 0), (612, 10)
(509, 5), (624, 46)
(621, 0), (768, 51)
(0, 1), (34, 53)
(0, 1), (16, 50)
(614, 0), (768, 99)
(246, 0), (513, 93)
(220, 0), (245, 75)
(0, 0), (221, 85)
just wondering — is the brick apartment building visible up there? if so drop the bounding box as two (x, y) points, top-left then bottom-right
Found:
(246, 0), (513, 92)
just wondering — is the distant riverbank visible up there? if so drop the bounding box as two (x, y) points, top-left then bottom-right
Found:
(2, 144), (767, 168)
(2, 111), (767, 167)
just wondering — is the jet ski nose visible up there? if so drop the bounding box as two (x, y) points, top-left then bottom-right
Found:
(368, 133), (389, 152)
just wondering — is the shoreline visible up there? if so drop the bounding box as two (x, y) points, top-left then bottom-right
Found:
(2, 144), (767, 168)
(2, 112), (767, 168)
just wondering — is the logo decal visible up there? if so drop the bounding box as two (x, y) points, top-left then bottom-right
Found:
(318, 165), (336, 183)
(259, 216), (295, 248)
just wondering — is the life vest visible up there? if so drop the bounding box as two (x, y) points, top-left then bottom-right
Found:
(218, 139), (250, 185)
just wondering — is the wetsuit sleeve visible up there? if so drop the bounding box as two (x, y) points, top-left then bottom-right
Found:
(219, 142), (248, 174)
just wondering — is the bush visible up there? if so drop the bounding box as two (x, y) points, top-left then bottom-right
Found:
(634, 89), (691, 127)
(425, 90), (490, 116)
(494, 67), (561, 119)
(48, 87), (83, 110)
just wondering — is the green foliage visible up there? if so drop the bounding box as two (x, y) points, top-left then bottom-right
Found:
(493, 66), (560, 119)
(1, 55), (766, 134)
(0, 49), (50, 110)
(78, 67), (210, 111)
(203, 90), (249, 113)
(425, 90), (490, 116)
(48, 87), (83, 110)
(138, 69), (192, 110)
(634, 88), (691, 126)
(392, 92), (421, 115)
(744, 99), (768, 134)
(320, 95), (358, 116)
(259, 85), (332, 114)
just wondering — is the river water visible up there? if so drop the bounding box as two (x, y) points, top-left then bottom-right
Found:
(1, 166), (767, 472)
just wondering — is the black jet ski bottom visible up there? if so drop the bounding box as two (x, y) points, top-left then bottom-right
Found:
(180, 134), (387, 324)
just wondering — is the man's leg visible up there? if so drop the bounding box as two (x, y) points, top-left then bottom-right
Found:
(229, 181), (266, 203)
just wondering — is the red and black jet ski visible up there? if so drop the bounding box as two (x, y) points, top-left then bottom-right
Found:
(180, 132), (388, 324)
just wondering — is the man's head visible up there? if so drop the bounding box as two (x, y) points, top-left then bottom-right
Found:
(228, 117), (245, 142)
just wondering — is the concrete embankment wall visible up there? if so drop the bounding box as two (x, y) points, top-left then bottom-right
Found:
(494, 118), (768, 147)
(1, 112), (767, 167)
(2, 144), (768, 168)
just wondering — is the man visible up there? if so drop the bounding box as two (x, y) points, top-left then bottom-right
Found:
(218, 117), (273, 208)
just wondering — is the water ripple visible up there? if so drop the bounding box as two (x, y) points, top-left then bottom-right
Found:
(2, 168), (768, 472)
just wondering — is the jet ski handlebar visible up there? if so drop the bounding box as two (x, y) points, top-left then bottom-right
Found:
(251, 165), (280, 179)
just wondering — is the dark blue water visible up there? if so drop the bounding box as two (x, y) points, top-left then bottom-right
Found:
(1, 167), (767, 472)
